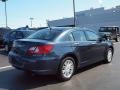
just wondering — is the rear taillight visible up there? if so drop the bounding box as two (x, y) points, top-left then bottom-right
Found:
(27, 44), (53, 56)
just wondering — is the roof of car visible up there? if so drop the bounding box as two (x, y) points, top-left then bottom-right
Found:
(15, 30), (35, 32)
(45, 27), (92, 31)
(100, 26), (119, 28)
(36, 27), (98, 34)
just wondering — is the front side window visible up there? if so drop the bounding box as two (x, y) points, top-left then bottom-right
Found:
(72, 30), (86, 41)
(85, 31), (99, 41)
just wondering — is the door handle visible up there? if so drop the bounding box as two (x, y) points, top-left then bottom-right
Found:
(74, 42), (80, 45)
(91, 43), (96, 45)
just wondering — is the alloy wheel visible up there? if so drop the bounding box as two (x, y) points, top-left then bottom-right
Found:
(62, 59), (74, 78)
(107, 49), (113, 62)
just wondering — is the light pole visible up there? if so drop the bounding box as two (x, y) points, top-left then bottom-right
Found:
(30, 17), (34, 28)
(0, 0), (8, 28)
(73, 0), (76, 27)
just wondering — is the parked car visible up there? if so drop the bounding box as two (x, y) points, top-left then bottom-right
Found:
(0, 28), (12, 48)
(3, 30), (35, 52)
(99, 26), (120, 42)
(9, 27), (114, 81)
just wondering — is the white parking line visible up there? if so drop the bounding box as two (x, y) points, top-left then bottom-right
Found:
(0, 65), (12, 70)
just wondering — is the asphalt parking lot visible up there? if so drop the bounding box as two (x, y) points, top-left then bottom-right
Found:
(0, 42), (120, 90)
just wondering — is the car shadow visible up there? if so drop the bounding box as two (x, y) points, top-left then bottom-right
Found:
(0, 61), (105, 90)
(75, 61), (104, 75)
(0, 50), (8, 56)
(0, 69), (61, 90)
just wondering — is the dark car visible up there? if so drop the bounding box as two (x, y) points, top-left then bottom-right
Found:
(0, 28), (12, 48)
(3, 30), (35, 52)
(9, 27), (114, 81)
(99, 26), (120, 42)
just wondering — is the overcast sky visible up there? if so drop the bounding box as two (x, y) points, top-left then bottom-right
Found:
(0, 0), (120, 28)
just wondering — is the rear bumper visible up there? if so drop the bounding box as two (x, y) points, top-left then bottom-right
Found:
(8, 52), (60, 75)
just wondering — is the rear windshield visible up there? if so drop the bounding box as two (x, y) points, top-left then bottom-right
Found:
(27, 29), (62, 41)
(99, 27), (118, 32)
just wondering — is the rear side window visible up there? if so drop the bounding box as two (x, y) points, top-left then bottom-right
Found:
(85, 31), (99, 41)
(72, 31), (86, 41)
(27, 29), (62, 41)
(59, 33), (74, 42)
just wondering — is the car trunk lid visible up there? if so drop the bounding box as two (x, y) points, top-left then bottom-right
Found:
(12, 39), (52, 56)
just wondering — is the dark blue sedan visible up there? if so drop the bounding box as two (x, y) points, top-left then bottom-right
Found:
(3, 30), (35, 52)
(9, 27), (114, 81)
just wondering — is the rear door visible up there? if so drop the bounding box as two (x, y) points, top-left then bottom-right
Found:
(84, 30), (106, 63)
(72, 30), (92, 66)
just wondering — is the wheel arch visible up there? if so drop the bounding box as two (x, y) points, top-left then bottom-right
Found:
(60, 52), (79, 68)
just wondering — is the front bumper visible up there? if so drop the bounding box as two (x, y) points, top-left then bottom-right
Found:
(8, 52), (60, 75)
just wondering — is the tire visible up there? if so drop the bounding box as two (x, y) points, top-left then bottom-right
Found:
(115, 36), (120, 42)
(58, 57), (75, 81)
(104, 48), (113, 63)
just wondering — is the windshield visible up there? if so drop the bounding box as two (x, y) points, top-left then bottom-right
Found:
(27, 29), (62, 41)
(23, 31), (35, 37)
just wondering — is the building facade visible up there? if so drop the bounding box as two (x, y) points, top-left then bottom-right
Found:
(48, 6), (120, 31)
